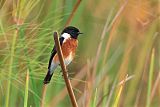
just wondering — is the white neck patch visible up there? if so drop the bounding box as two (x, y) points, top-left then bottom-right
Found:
(61, 33), (71, 39)
(61, 33), (71, 43)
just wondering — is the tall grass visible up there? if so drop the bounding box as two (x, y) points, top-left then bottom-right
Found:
(0, 0), (159, 107)
(5, 27), (18, 107)
(146, 49), (155, 107)
(24, 70), (29, 107)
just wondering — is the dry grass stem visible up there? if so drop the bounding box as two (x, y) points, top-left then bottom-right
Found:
(64, 0), (82, 27)
(102, 0), (128, 65)
(151, 71), (160, 101)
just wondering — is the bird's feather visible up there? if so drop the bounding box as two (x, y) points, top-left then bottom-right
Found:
(48, 37), (64, 69)
(44, 36), (64, 84)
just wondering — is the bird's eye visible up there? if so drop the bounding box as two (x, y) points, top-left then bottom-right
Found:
(72, 31), (76, 34)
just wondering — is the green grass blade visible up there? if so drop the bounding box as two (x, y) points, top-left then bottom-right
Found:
(112, 86), (122, 107)
(24, 70), (29, 107)
(146, 49), (155, 107)
(112, 75), (128, 107)
(5, 30), (18, 107)
(19, 25), (40, 107)
(93, 88), (98, 107)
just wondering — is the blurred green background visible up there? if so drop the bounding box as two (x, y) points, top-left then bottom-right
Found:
(0, 0), (159, 107)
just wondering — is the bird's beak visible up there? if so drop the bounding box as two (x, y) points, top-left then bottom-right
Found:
(78, 32), (83, 35)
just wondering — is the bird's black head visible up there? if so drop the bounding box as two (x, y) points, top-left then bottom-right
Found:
(61, 26), (83, 39)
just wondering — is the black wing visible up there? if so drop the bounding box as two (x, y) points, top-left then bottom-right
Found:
(44, 36), (65, 84)
(47, 37), (64, 69)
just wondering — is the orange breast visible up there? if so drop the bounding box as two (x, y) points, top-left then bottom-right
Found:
(53, 38), (78, 62)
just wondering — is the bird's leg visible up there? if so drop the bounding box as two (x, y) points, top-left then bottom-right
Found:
(66, 69), (69, 78)
(61, 69), (71, 80)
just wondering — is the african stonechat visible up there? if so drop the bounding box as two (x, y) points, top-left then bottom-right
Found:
(43, 26), (82, 84)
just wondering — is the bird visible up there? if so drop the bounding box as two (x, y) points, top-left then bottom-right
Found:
(43, 26), (83, 84)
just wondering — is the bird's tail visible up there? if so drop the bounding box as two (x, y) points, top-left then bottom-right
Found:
(43, 70), (53, 84)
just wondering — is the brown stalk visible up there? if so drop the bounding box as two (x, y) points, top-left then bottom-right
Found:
(53, 32), (78, 107)
(64, 0), (82, 27)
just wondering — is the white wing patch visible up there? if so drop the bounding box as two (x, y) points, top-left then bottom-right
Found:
(61, 33), (71, 43)
(49, 61), (59, 74)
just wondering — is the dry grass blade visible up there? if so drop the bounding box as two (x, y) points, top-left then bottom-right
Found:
(151, 71), (160, 100)
(64, 0), (82, 27)
(40, 84), (47, 107)
(105, 78), (117, 107)
(54, 32), (78, 107)
(84, 60), (92, 107)
(102, 0), (128, 66)
(134, 49), (151, 107)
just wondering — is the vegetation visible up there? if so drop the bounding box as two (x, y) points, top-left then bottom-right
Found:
(0, 0), (159, 107)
